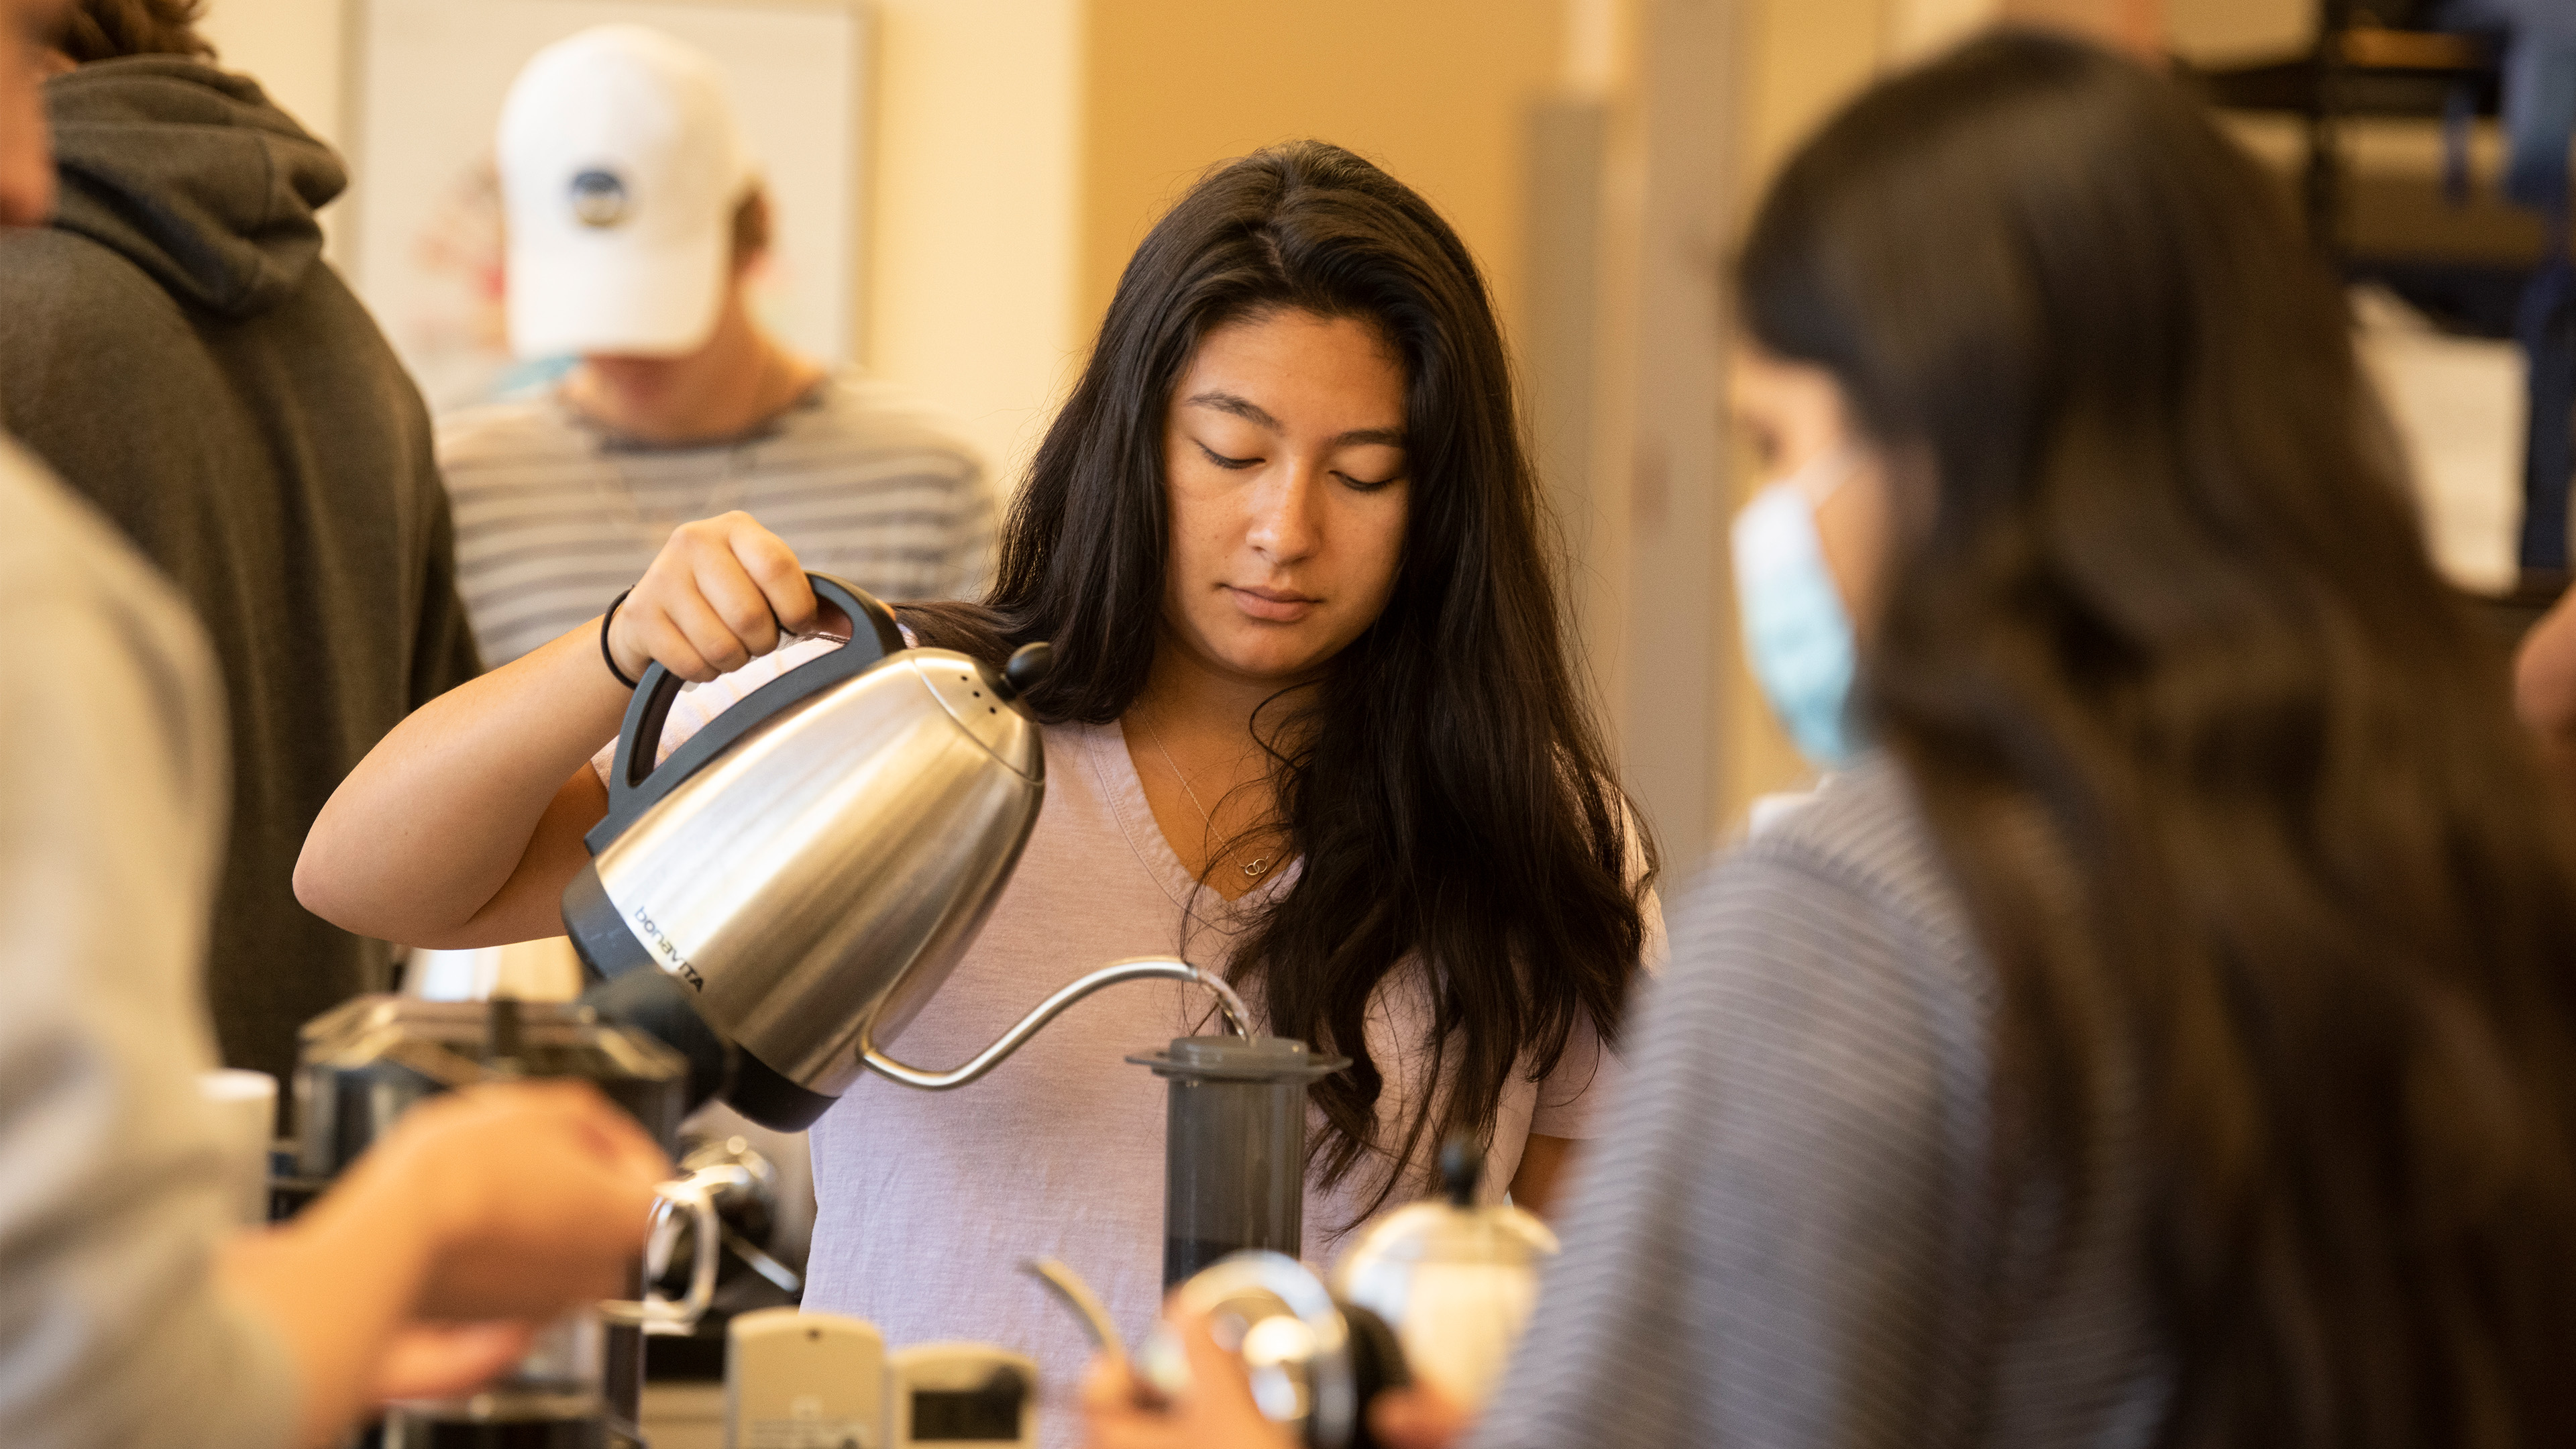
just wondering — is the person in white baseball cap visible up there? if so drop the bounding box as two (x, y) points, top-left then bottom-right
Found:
(438, 23), (993, 1287)
(498, 23), (752, 362)
(441, 23), (993, 671)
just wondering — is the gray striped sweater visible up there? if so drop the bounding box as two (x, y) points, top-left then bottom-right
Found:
(437, 369), (994, 666)
(1474, 755), (2169, 1448)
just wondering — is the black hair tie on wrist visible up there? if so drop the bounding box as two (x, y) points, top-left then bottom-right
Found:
(601, 587), (641, 690)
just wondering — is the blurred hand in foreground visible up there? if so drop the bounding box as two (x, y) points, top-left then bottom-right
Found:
(1077, 1311), (1470, 1449)
(223, 1079), (673, 1448)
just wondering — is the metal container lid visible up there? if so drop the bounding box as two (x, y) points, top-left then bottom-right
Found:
(1336, 1197), (1562, 1269)
(908, 650), (1045, 782)
(294, 996), (695, 1179)
(298, 995), (688, 1087)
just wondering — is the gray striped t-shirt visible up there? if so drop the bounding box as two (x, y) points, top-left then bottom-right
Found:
(1474, 755), (2170, 1449)
(437, 370), (995, 665)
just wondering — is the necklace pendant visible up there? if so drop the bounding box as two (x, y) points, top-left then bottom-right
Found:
(1241, 856), (1271, 879)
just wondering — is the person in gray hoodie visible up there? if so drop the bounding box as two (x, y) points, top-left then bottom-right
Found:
(0, 5), (482, 1093)
(0, 7), (680, 1448)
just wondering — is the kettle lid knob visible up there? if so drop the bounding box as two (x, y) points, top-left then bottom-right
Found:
(996, 641), (1055, 704)
(1441, 1132), (1479, 1208)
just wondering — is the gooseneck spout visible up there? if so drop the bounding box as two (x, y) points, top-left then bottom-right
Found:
(858, 956), (1252, 1091)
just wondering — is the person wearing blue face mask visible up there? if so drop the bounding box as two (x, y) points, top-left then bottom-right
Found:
(1085, 28), (2576, 1449)
(1729, 453), (1860, 766)
(1729, 392), (1887, 771)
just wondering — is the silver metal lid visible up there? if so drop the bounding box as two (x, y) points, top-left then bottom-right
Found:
(1148, 1251), (1357, 1448)
(908, 650), (1044, 782)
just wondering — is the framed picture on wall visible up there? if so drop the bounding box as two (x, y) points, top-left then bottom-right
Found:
(343, 0), (869, 409)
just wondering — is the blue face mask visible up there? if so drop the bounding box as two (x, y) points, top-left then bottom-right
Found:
(1730, 455), (1862, 769)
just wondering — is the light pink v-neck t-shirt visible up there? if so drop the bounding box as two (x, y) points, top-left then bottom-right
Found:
(596, 639), (1658, 1444)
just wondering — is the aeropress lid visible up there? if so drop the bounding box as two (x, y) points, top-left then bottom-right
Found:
(1126, 1034), (1350, 1080)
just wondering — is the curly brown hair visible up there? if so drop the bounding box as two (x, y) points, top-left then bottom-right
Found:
(56, 0), (215, 64)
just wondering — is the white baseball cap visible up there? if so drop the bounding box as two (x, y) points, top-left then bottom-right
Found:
(496, 25), (754, 359)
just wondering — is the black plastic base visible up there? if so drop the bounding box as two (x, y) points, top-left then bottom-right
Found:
(563, 861), (839, 1130)
(564, 863), (656, 985)
(567, 860), (730, 1112)
(728, 1044), (838, 1131)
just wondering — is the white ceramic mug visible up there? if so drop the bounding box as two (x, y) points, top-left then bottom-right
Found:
(195, 1069), (277, 1227)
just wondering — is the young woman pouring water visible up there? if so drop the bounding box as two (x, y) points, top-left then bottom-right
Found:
(299, 141), (1662, 1444)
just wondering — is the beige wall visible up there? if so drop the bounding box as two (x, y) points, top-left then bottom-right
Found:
(1718, 0), (1892, 822)
(2166, 0), (2308, 63)
(198, 0), (344, 140)
(1079, 0), (1564, 344)
(865, 0), (1086, 484)
(196, 0), (1565, 662)
(1740, 0), (1886, 198)
(197, 0), (1564, 544)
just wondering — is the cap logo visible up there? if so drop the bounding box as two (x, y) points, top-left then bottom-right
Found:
(568, 168), (631, 228)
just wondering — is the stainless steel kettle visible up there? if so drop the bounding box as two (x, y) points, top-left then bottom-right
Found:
(565, 574), (1246, 1131)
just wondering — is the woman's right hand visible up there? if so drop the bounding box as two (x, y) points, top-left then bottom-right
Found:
(297, 508), (836, 951)
(606, 511), (823, 684)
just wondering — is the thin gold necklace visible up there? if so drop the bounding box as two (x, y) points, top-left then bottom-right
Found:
(1138, 713), (1273, 880)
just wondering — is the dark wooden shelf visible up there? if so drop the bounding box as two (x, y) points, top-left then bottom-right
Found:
(2181, 21), (2500, 122)
(2182, 52), (2498, 120)
(2176, 5), (2512, 258)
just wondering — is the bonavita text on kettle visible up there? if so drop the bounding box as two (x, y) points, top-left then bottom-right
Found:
(631, 906), (706, 990)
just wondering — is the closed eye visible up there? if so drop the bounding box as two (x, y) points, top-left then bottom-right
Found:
(1334, 470), (1404, 492)
(1195, 441), (1262, 470)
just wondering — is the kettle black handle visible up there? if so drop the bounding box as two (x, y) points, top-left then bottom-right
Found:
(586, 573), (906, 854)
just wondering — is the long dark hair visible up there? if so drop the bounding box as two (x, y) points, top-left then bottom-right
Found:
(900, 141), (1652, 1216)
(1738, 29), (2576, 1448)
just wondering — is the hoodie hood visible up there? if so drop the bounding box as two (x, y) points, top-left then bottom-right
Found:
(44, 57), (346, 320)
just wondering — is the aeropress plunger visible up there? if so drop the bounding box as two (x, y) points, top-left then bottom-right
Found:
(1128, 1036), (1351, 1288)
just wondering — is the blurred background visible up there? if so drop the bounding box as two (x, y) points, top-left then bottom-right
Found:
(193, 0), (2545, 869)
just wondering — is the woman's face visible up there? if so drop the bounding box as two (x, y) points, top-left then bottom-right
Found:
(1158, 309), (1410, 686)
(1729, 341), (1893, 633)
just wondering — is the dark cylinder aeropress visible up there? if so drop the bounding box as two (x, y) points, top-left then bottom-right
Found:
(1128, 1036), (1350, 1289)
